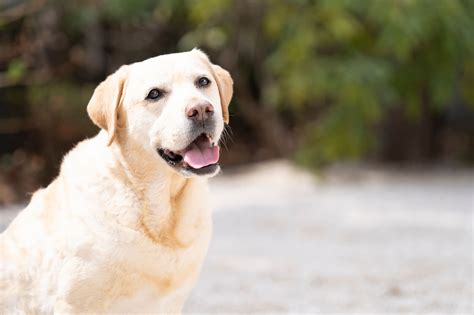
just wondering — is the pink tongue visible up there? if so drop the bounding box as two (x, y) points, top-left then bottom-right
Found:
(183, 140), (219, 169)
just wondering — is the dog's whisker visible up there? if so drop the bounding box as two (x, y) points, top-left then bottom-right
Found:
(219, 125), (234, 151)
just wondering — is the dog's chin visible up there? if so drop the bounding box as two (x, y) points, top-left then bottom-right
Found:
(175, 163), (221, 178)
(157, 133), (221, 178)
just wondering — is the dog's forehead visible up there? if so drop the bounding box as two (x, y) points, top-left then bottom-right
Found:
(129, 51), (211, 83)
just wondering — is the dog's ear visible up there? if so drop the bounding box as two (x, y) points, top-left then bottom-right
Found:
(211, 64), (233, 124)
(87, 66), (128, 145)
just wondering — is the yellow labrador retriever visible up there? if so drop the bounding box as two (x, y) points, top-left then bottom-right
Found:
(0, 49), (233, 313)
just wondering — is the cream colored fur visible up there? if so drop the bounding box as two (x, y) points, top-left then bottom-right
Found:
(0, 49), (233, 313)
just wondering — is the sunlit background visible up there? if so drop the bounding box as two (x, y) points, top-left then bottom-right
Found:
(0, 0), (473, 313)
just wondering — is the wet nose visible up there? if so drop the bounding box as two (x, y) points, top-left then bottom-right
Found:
(186, 102), (214, 122)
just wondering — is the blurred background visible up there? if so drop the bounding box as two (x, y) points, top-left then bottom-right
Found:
(0, 0), (473, 313)
(1, 0), (473, 203)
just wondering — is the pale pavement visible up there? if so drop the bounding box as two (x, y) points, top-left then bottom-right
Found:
(1, 161), (473, 314)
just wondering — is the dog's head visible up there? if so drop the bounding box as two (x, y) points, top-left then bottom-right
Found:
(87, 49), (233, 177)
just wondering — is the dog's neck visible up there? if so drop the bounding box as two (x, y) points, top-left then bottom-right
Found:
(108, 135), (208, 248)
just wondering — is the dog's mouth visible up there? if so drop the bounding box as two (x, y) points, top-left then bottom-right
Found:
(157, 133), (220, 176)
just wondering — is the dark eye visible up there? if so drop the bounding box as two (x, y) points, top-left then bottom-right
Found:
(197, 77), (211, 87)
(146, 88), (163, 100)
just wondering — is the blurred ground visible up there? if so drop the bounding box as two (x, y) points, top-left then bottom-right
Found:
(186, 161), (473, 314)
(1, 161), (473, 313)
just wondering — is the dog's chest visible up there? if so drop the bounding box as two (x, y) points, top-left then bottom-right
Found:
(102, 227), (210, 312)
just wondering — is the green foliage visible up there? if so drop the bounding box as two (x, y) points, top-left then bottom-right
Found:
(261, 0), (473, 164)
(6, 59), (26, 83)
(27, 82), (96, 134)
(2, 0), (473, 169)
(102, 0), (156, 20)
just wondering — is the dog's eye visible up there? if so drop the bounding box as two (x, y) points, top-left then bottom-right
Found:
(197, 77), (211, 88)
(146, 89), (163, 100)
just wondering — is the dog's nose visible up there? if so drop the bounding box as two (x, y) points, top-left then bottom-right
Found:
(186, 102), (214, 122)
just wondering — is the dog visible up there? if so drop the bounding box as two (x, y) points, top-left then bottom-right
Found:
(0, 49), (233, 313)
